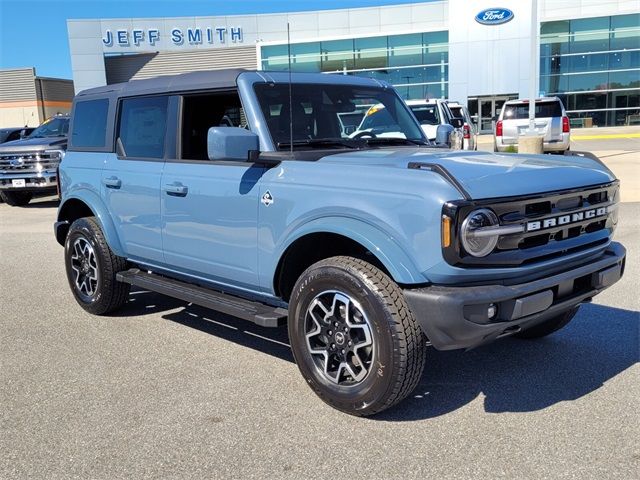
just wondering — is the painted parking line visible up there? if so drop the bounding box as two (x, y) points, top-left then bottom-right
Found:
(572, 133), (640, 140)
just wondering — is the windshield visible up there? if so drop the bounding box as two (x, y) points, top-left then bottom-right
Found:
(254, 83), (426, 149)
(28, 117), (69, 139)
(408, 104), (441, 126)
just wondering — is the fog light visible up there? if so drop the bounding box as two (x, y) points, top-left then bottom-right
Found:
(487, 304), (497, 320)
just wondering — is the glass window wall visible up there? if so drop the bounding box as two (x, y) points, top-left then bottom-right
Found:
(261, 31), (449, 100)
(540, 13), (640, 126)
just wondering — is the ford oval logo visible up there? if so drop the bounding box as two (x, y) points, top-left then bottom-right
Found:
(475, 8), (514, 25)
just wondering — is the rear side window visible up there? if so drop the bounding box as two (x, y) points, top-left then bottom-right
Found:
(72, 99), (109, 148)
(503, 101), (563, 119)
(117, 96), (168, 159)
(410, 105), (441, 125)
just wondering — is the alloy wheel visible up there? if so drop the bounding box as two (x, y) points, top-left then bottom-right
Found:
(70, 237), (99, 297)
(304, 290), (374, 386)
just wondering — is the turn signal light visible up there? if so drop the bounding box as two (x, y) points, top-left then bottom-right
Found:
(442, 215), (452, 248)
(495, 120), (503, 137)
(562, 116), (570, 133)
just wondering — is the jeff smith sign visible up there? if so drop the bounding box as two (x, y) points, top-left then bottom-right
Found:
(102, 26), (244, 48)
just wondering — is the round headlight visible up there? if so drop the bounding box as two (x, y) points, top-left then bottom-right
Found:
(461, 208), (499, 257)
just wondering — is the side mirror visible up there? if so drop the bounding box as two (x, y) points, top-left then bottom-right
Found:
(449, 117), (464, 129)
(435, 124), (455, 146)
(207, 127), (259, 161)
(344, 125), (356, 135)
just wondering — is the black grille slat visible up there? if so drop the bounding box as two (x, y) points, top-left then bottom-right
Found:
(445, 182), (619, 267)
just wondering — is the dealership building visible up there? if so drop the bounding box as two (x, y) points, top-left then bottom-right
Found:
(67, 0), (639, 131)
(0, 68), (74, 128)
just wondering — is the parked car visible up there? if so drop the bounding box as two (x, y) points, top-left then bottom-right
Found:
(494, 97), (570, 153)
(354, 99), (464, 149)
(0, 127), (34, 144)
(54, 70), (625, 416)
(0, 115), (69, 206)
(446, 101), (478, 150)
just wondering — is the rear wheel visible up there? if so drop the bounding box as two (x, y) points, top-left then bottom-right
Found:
(514, 306), (579, 339)
(65, 216), (129, 315)
(1, 191), (33, 206)
(288, 256), (427, 416)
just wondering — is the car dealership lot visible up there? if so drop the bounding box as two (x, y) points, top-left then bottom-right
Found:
(2, 197), (638, 477)
(477, 126), (640, 202)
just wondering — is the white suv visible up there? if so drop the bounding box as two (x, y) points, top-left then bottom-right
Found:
(494, 97), (570, 153)
(446, 101), (478, 151)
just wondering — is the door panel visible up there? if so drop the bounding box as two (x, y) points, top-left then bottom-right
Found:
(103, 95), (169, 263)
(161, 162), (264, 290)
(102, 158), (164, 262)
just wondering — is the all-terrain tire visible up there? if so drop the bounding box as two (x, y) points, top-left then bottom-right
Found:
(1, 191), (33, 206)
(64, 216), (129, 315)
(513, 306), (579, 339)
(288, 256), (428, 416)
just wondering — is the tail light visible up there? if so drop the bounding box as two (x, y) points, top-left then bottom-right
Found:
(496, 120), (503, 137)
(562, 116), (570, 133)
(463, 124), (471, 139)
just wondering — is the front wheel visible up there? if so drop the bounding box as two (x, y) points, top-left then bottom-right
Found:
(288, 256), (428, 416)
(513, 306), (579, 339)
(65, 217), (130, 315)
(1, 191), (33, 206)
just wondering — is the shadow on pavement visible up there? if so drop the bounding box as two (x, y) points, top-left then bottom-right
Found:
(118, 291), (639, 420)
(379, 303), (639, 421)
(23, 199), (59, 209)
(118, 289), (293, 362)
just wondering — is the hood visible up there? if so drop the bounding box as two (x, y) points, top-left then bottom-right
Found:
(0, 136), (67, 153)
(316, 148), (616, 200)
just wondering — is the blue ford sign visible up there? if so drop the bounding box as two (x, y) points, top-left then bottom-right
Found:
(475, 8), (514, 25)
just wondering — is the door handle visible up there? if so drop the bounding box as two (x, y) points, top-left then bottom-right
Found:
(102, 176), (121, 189)
(163, 183), (188, 197)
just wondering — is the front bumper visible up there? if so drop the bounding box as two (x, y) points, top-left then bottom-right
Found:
(403, 242), (625, 350)
(0, 171), (58, 192)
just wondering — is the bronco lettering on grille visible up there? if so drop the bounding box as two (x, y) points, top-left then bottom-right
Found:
(526, 206), (610, 232)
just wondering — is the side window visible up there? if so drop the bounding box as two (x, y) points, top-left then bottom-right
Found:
(72, 99), (109, 148)
(6, 131), (22, 142)
(180, 92), (245, 160)
(117, 96), (168, 159)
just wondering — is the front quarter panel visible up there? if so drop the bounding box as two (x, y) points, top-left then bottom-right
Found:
(256, 158), (463, 293)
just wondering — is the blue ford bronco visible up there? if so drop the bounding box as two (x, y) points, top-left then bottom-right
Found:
(55, 70), (625, 416)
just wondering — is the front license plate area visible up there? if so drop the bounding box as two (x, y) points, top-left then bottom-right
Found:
(12, 179), (26, 188)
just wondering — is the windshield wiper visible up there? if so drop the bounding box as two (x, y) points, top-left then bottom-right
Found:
(277, 138), (360, 149)
(364, 138), (429, 146)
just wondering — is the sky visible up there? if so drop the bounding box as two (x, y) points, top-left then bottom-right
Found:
(0, 0), (428, 80)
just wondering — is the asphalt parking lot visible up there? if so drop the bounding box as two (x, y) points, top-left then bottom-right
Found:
(1, 169), (639, 478)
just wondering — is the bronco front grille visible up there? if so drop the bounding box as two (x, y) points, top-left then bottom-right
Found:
(442, 182), (619, 267)
(0, 150), (63, 174)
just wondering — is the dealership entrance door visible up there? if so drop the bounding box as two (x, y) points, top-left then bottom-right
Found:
(468, 94), (518, 133)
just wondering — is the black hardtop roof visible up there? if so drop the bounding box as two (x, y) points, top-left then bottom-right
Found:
(77, 68), (248, 98)
(75, 69), (387, 99)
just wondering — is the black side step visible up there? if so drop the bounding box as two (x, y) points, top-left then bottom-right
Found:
(116, 269), (287, 328)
